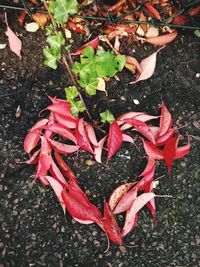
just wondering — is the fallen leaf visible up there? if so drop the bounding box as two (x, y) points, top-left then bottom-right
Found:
(0, 44), (6, 49)
(141, 138), (164, 160)
(15, 105), (21, 118)
(122, 192), (155, 236)
(144, 3), (161, 20)
(71, 37), (99, 55)
(107, 121), (123, 160)
(97, 77), (107, 96)
(25, 22), (39, 32)
(32, 13), (49, 30)
(144, 31), (178, 46)
(158, 102), (173, 137)
(103, 203), (122, 245)
(5, 13), (22, 59)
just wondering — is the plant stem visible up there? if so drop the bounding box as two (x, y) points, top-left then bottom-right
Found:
(62, 55), (93, 122)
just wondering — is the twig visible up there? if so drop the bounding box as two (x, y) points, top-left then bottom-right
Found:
(62, 55), (93, 122)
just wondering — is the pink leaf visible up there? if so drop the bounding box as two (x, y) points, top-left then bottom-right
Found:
(122, 134), (135, 144)
(36, 136), (52, 178)
(175, 142), (191, 159)
(103, 203), (122, 245)
(122, 192), (155, 237)
(47, 102), (73, 118)
(130, 49), (162, 84)
(24, 130), (40, 154)
(5, 14), (22, 59)
(71, 37), (99, 55)
(109, 182), (137, 211)
(85, 124), (98, 146)
(26, 149), (40, 165)
(138, 157), (155, 177)
(114, 188), (137, 214)
(156, 128), (176, 146)
(144, 31), (178, 46)
(54, 113), (77, 129)
(30, 119), (49, 132)
(107, 121), (123, 160)
(94, 136), (107, 163)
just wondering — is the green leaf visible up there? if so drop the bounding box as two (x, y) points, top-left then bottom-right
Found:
(79, 76), (98, 96)
(47, 32), (65, 48)
(53, 0), (78, 23)
(115, 55), (126, 72)
(43, 46), (61, 69)
(80, 46), (95, 64)
(65, 86), (79, 101)
(45, 24), (53, 36)
(48, 0), (56, 13)
(194, 30), (200, 38)
(100, 110), (115, 124)
(70, 100), (85, 116)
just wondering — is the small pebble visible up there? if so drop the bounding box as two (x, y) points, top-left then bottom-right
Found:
(133, 99), (140, 105)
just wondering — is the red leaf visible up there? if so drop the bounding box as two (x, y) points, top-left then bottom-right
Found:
(85, 124), (98, 146)
(125, 118), (156, 144)
(5, 14), (22, 59)
(71, 37), (99, 55)
(122, 193), (155, 237)
(30, 119), (49, 132)
(144, 31), (178, 46)
(188, 5), (200, 16)
(138, 157), (155, 177)
(122, 134), (135, 144)
(109, 182), (137, 211)
(46, 137), (78, 154)
(172, 15), (188, 25)
(175, 142), (191, 159)
(107, 121), (123, 160)
(44, 112), (55, 139)
(18, 11), (27, 26)
(45, 123), (77, 144)
(103, 203), (122, 245)
(54, 113), (77, 129)
(158, 102), (173, 137)
(44, 175), (66, 214)
(75, 118), (94, 154)
(163, 135), (180, 174)
(144, 182), (157, 223)
(62, 186), (102, 225)
(24, 130), (40, 153)
(26, 149), (40, 165)
(144, 3), (161, 20)
(36, 136), (52, 178)
(54, 152), (77, 181)
(156, 128), (176, 146)
(141, 138), (164, 160)
(49, 158), (68, 186)
(47, 102), (73, 118)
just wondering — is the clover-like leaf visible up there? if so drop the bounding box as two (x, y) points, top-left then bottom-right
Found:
(52, 0), (78, 23)
(43, 46), (61, 69)
(65, 86), (79, 101)
(70, 100), (85, 116)
(100, 110), (115, 124)
(47, 32), (65, 48)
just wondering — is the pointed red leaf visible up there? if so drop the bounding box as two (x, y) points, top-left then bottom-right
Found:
(36, 136), (52, 178)
(114, 188), (137, 214)
(47, 102), (73, 118)
(71, 37), (99, 55)
(109, 182), (137, 211)
(103, 203), (122, 245)
(138, 157), (155, 177)
(122, 134), (135, 144)
(125, 118), (156, 144)
(107, 121), (123, 160)
(85, 124), (98, 147)
(54, 113), (78, 129)
(45, 123), (77, 144)
(49, 158), (68, 186)
(144, 182), (157, 223)
(44, 175), (66, 214)
(122, 193), (155, 237)
(44, 112), (55, 139)
(75, 118), (94, 154)
(30, 119), (49, 132)
(158, 102), (173, 137)
(26, 149), (40, 165)
(46, 137), (79, 154)
(141, 138), (164, 160)
(175, 142), (191, 159)
(54, 152), (77, 181)
(156, 128), (176, 146)
(163, 135), (180, 174)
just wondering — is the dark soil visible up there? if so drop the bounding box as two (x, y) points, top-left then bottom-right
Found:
(0, 10), (200, 267)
